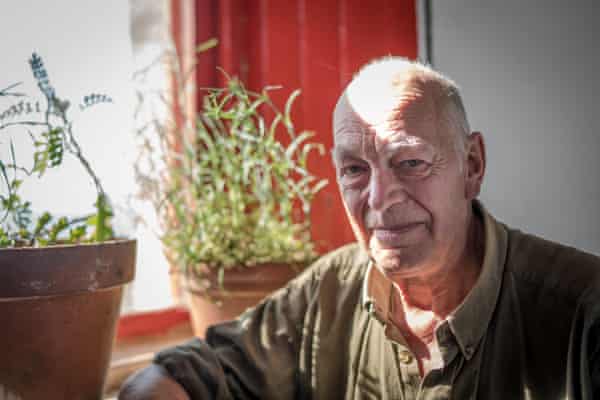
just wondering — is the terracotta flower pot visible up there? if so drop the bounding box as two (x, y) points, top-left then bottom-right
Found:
(181, 263), (300, 337)
(0, 239), (136, 400)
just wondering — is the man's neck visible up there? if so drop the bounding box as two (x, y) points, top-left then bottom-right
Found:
(385, 213), (484, 377)
(391, 213), (485, 335)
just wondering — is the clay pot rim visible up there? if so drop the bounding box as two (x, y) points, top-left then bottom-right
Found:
(0, 239), (136, 299)
(0, 237), (134, 252)
(0, 284), (124, 302)
(181, 261), (302, 294)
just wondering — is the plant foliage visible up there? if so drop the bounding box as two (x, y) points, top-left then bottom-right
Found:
(134, 45), (327, 281)
(0, 53), (114, 247)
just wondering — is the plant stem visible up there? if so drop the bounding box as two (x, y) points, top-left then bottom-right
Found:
(0, 83), (25, 97)
(63, 121), (106, 196)
(51, 97), (106, 198)
(0, 121), (50, 131)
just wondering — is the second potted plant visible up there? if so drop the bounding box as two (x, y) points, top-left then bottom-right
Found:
(136, 64), (327, 335)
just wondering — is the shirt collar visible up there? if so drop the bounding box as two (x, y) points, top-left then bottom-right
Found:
(361, 200), (508, 360)
(362, 260), (392, 325)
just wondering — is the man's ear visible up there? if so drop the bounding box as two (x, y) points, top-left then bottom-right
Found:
(464, 131), (486, 199)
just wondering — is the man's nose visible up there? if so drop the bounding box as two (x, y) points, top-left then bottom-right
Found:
(367, 170), (408, 211)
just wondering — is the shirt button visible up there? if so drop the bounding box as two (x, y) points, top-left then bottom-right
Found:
(465, 345), (474, 357)
(399, 350), (413, 364)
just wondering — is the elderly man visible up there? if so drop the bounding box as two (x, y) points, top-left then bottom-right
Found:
(120, 57), (600, 399)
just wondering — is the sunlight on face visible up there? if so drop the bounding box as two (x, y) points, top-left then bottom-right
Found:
(333, 68), (471, 279)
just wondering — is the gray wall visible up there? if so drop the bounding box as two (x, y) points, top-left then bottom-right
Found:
(431, 0), (600, 255)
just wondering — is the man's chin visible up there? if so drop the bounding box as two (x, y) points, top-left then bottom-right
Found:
(370, 247), (429, 278)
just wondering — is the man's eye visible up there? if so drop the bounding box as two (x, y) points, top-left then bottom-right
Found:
(341, 165), (366, 176)
(401, 159), (424, 168)
(394, 159), (430, 175)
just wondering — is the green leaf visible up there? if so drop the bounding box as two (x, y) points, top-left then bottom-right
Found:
(10, 179), (22, 190)
(33, 211), (52, 236)
(311, 179), (328, 195)
(33, 128), (64, 176)
(284, 130), (314, 160)
(268, 114), (282, 140)
(0, 160), (10, 189)
(91, 194), (114, 242)
(49, 217), (69, 242)
(195, 38), (219, 53)
(69, 225), (87, 241)
(283, 89), (301, 132)
(9, 141), (17, 174)
(0, 227), (10, 248)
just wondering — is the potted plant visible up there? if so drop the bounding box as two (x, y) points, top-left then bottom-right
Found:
(134, 48), (327, 335)
(0, 54), (136, 399)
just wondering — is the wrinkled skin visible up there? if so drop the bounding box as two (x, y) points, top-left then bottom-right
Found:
(332, 89), (485, 289)
(332, 78), (486, 375)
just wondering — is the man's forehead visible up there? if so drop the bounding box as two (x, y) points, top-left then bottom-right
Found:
(333, 91), (441, 151)
(333, 131), (435, 160)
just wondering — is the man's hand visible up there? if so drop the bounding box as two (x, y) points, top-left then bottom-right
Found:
(118, 364), (190, 400)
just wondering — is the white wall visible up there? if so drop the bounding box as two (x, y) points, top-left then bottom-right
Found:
(432, 0), (600, 255)
(1, 2), (134, 218)
(128, 0), (174, 311)
(1, 1), (173, 311)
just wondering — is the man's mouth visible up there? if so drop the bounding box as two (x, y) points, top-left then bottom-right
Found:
(371, 223), (425, 247)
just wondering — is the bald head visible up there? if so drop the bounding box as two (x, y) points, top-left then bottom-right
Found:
(334, 57), (471, 159)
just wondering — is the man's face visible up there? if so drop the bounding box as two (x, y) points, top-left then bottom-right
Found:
(332, 90), (478, 279)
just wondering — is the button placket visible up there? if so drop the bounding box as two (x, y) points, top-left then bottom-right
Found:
(393, 344), (420, 400)
(386, 321), (421, 397)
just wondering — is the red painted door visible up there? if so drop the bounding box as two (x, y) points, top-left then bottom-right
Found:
(182, 0), (418, 253)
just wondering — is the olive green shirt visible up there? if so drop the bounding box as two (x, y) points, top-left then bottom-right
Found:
(155, 203), (600, 399)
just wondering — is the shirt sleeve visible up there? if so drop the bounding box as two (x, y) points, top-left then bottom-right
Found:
(153, 271), (316, 400)
(587, 317), (600, 397)
(567, 286), (600, 400)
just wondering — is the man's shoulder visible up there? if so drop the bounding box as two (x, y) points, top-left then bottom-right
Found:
(504, 225), (600, 303)
(307, 242), (369, 280)
(289, 242), (370, 295)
